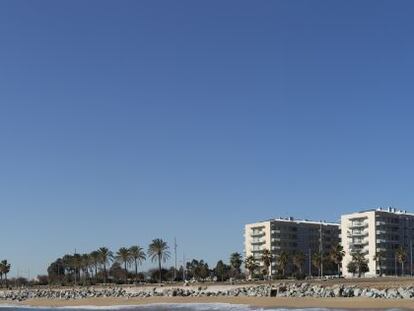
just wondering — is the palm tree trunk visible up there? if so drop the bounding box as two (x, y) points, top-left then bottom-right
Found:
(402, 262), (404, 276)
(337, 263), (340, 277)
(103, 264), (107, 283)
(158, 256), (162, 284)
(5, 273), (7, 288)
(134, 259), (138, 281)
(124, 261), (128, 283)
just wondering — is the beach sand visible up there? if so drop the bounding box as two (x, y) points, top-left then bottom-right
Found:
(8, 279), (414, 309)
(16, 296), (414, 309)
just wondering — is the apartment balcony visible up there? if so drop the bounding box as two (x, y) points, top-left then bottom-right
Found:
(349, 240), (369, 247)
(250, 232), (265, 238)
(349, 249), (369, 256)
(383, 261), (396, 267)
(376, 229), (387, 235)
(271, 229), (281, 234)
(349, 222), (368, 229)
(376, 221), (387, 226)
(347, 231), (368, 238)
(251, 249), (264, 253)
(271, 246), (281, 251)
(350, 248), (369, 255)
(271, 237), (281, 242)
(251, 239), (265, 245)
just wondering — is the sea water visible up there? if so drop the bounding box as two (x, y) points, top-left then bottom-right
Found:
(0, 306), (405, 311)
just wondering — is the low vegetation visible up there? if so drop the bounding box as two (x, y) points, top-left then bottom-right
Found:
(1, 241), (412, 287)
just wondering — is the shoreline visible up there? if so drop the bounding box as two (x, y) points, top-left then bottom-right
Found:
(9, 297), (414, 310)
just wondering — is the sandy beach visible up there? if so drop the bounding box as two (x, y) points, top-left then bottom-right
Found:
(13, 296), (414, 309)
(4, 279), (414, 309)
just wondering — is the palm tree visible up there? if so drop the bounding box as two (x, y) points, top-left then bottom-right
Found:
(373, 250), (386, 276)
(351, 251), (369, 277)
(148, 239), (170, 283)
(312, 252), (322, 277)
(261, 249), (272, 280)
(0, 262), (3, 288)
(116, 247), (132, 283)
(81, 253), (91, 281)
(129, 246), (146, 282)
(244, 255), (258, 279)
(229, 252), (243, 276)
(62, 254), (73, 275)
(292, 251), (305, 274)
(98, 247), (113, 283)
(87, 254), (96, 280)
(215, 260), (228, 282)
(396, 246), (407, 276)
(329, 244), (345, 277)
(90, 251), (101, 281)
(277, 251), (289, 278)
(72, 254), (83, 285)
(0, 260), (11, 288)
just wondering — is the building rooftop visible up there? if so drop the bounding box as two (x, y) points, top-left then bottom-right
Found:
(374, 207), (414, 216)
(346, 207), (414, 217)
(247, 216), (339, 227)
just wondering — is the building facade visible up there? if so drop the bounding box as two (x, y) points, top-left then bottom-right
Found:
(244, 217), (340, 277)
(341, 208), (414, 277)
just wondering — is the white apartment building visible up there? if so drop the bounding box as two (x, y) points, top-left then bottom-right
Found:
(244, 217), (340, 277)
(342, 208), (414, 277)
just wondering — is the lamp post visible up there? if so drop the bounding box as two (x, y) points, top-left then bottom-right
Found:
(319, 223), (323, 278)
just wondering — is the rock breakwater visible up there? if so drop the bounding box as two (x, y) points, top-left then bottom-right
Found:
(1, 283), (414, 302)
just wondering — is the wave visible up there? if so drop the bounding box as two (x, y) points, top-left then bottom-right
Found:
(0, 304), (254, 311)
(0, 304), (253, 310)
(0, 304), (404, 311)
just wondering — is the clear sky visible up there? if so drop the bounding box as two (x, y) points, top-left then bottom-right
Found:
(1, 0), (414, 278)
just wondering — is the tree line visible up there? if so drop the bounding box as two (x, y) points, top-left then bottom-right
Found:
(46, 238), (245, 285)
(244, 245), (346, 280)
(4, 242), (411, 287)
(48, 239), (169, 285)
(245, 244), (412, 279)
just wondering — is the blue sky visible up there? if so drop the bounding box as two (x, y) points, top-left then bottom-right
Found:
(1, 0), (414, 277)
